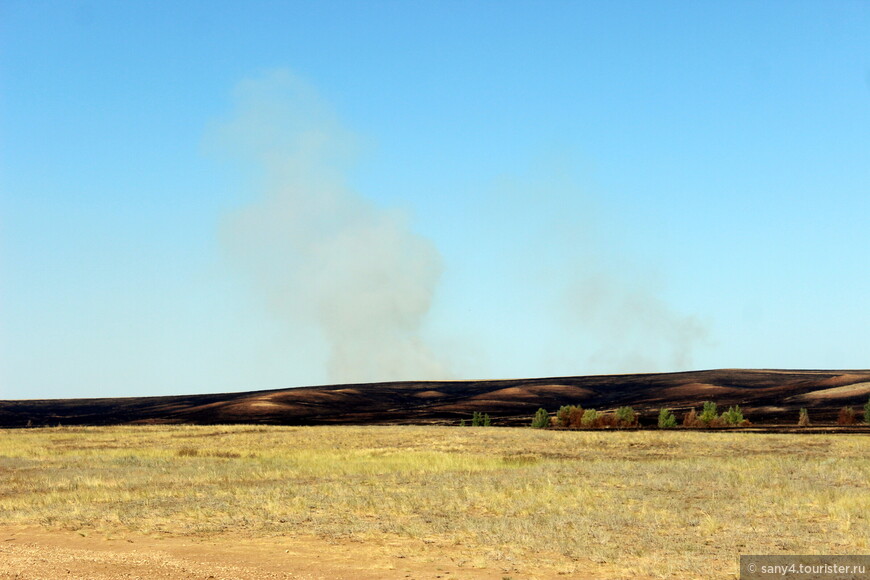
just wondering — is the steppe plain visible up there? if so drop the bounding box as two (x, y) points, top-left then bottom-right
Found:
(1, 423), (868, 579)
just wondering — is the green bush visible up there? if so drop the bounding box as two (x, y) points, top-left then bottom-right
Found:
(700, 401), (718, 424)
(699, 401), (718, 426)
(720, 405), (744, 426)
(615, 406), (636, 427)
(469, 412), (491, 427)
(658, 408), (677, 428)
(581, 409), (598, 428)
(531, 408), (550, 429)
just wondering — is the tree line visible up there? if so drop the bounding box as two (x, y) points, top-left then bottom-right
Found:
(529, 397), (870, 428)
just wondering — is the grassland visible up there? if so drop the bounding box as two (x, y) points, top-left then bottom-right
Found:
(1, 425), (868, 578)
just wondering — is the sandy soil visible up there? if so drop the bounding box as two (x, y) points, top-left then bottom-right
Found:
(0, 526), (607, 580)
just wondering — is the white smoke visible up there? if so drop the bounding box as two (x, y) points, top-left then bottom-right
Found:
(491, 165), (710, 375)
(211, 71), (449, 383)
(561, 271), (709, 373)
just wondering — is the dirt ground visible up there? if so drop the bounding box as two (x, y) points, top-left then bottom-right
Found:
(0, 525), (622, 580)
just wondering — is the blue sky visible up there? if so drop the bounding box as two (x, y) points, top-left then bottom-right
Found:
(2, 1), (868, 399)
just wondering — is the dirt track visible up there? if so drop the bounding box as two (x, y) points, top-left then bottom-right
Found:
(0, 526), (603, 580)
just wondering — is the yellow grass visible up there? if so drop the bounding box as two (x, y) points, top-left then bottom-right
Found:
(0, 425), (868, 578)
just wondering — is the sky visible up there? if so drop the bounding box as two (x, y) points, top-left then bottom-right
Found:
(1, 1), (868, 400)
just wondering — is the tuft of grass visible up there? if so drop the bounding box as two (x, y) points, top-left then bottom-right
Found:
(500, 453), (540, 466)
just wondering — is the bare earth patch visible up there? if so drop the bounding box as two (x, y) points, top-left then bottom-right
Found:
(0, 525), (611, 580)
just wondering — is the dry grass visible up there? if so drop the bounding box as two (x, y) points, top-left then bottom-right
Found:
(1, 425), (868, 578)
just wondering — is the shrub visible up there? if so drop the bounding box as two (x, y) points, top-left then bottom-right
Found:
(720, 405), (744, 426)
(699, 401), (718, 426)
(615, 406), (637, 427)
(837, 407), (856, 426)
(459, 419), (466, 427)
(556, 405), (573, 429)
(581, 409), (598, 428)
(531, 408), (550, 429)
(683, 408), (699, 427)
(555, 405), (585, 429)
(568, 406), (585, 429)
(596, 413), (619, 428)
(469, 412), (491, 427)
(658, 408), (677, 428)
(798, 408), (810, 427)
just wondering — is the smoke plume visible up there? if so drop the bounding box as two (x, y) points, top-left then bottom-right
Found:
(561, 269), (709, 373)
(490, 167), (710, 375)
(212, 71), (449, 383)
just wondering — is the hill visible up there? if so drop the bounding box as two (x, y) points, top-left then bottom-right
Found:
(2, 369), (870, 428)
